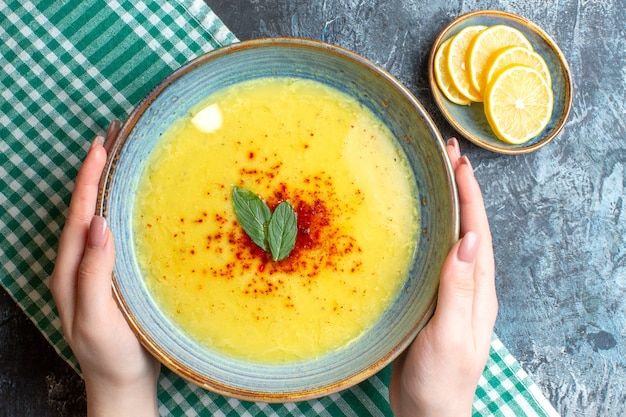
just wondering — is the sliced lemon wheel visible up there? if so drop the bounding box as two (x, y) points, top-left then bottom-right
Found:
(434, 38), (472, 105)
(467, 25), (533, 96)
(485, 45), (552, 87)
(484, 65), (554, 145)
(447, 25), (486, 102)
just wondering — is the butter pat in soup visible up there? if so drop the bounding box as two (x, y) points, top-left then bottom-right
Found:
(134, 77), (419, 363)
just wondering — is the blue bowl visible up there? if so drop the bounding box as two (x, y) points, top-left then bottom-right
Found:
(429, 10), (573, 154)
(98, 38), (459, 402)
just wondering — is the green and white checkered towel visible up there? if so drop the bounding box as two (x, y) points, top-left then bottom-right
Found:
(0, 1), (559, 416)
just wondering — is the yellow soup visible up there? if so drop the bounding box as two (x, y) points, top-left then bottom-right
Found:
(134, 77), (419, 363)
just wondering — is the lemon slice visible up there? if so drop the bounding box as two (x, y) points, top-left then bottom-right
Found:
(484, 65), (554, 145)
(447, 25), (486, 102)
(467, 25), (533, 96)
(434, 38), (472, 105)
(485, 45), (551, 87)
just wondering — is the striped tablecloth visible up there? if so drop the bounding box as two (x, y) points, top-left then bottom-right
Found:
(0, 1), (559, 415)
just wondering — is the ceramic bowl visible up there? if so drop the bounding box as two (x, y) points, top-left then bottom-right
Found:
(429, 10), (573, 154)
(97, 38), (459, 402)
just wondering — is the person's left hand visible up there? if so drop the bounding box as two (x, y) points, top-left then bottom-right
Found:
(49, 121), (160, 417)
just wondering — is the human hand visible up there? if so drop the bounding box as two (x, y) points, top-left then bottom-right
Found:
(49, 121), (160, 417)
(389, 138), (498, 417)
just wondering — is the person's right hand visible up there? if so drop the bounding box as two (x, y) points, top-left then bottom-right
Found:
(389, 137), (498, 417)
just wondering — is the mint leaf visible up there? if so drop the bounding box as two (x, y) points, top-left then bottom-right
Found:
(232, 187), (298, 261)
(268, 201), (297, 261)
(232, 186), (271, 251)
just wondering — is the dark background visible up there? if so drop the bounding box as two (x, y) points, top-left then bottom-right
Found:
(2, 0), (624, 416)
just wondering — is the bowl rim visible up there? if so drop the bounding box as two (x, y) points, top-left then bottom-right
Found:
(428, 9), (574, 154)
(97, 37), (460, 402)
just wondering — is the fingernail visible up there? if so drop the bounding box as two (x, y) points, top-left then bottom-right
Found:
(88, 216), (107, 248)
(457, 231), (480, 263)
(447, 137), (460, 157)
(91, 135), (104, 149)
(460, 155), (474, 172)
(106, 119), (121, 142)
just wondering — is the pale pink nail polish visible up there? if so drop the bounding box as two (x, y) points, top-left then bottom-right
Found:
(460, 155), (474, 172)
(106, 119), (120, 142)
(447, 137), (460, 157)
(88, 216), (107, 247)
(91, 135), (104, 149)
(458, 231), (480, 263)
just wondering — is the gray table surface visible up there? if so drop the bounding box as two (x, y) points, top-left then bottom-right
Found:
(1, 1), (624, 416)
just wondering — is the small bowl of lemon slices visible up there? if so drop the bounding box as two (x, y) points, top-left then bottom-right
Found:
(429, 10), (573, 154)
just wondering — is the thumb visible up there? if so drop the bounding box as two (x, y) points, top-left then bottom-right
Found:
(76, 216), (116, 324)
(430, 232), (481, 335)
